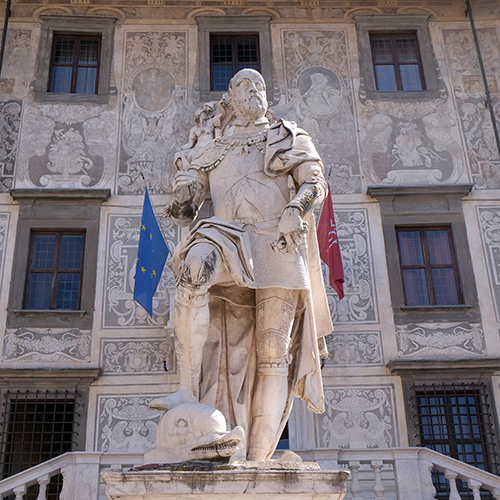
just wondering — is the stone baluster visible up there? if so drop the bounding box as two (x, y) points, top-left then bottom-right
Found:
(36, 474), (50, 500)
(13, 485), (26, 500)
(418, 459), (437, 500)
(348, 461), (363, 500)
(370, 460), (386, 500)
(468, 479), (482, 500)
(493, 487), (500, 500)
(444, 469), (461, 500)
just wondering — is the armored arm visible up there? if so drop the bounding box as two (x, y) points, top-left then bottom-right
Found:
(286, 160), (328, 216)
(271, 130), (328, 255)
(166, 169), (209, 228)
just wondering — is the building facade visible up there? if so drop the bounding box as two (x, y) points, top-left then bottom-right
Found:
(0, 0), (499, 497)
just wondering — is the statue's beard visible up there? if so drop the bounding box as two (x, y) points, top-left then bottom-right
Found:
(231, 95), (267, 121)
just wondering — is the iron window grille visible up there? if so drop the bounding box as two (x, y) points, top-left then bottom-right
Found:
(396, 226), (462, 306)
(210, 34), (260, 91)
(411, 383), (499, 499)
(24, 231), (85, 310)
(370, 32), (426, 92)
(48, 34), (101, 94)
(0, 390), (81, 500)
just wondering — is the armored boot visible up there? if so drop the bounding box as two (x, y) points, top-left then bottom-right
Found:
(247, 368), (288, 461)
(150, 289), (210, 410)
(247, 288), (297, 461)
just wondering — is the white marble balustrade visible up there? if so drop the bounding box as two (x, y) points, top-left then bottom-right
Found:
(1, 448), (500, 500)
(300, 448), (500, 500)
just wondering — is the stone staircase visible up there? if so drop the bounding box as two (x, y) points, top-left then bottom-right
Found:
(1, 448), (500, 500)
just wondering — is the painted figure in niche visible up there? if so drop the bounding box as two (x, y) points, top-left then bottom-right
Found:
(152, 69), (333, 461)
(391, 122), (445, 169)
(302, 73), (341, 115)
(392, 122), (426, 167)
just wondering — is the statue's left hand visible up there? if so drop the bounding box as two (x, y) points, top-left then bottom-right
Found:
(272, 207), (309, 255)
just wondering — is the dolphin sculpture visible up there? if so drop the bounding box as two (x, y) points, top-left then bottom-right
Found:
(143, 403), (244, 464)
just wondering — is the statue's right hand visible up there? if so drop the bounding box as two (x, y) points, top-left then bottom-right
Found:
(173, 171), (198, 204)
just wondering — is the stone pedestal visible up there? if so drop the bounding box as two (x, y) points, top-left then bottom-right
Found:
(102, 468), (349, 500)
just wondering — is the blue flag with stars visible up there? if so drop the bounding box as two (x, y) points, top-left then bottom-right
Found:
(133, 188), (169, 317)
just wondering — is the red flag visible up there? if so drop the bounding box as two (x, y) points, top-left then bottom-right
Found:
(317, 184), (344, 299)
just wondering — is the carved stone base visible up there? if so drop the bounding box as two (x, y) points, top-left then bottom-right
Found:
(102, 468), (349, 500)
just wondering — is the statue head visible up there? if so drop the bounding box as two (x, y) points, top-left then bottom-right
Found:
(228, 68), (268, 121)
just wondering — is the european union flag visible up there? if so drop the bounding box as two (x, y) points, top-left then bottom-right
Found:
(133, 188), (169, 317)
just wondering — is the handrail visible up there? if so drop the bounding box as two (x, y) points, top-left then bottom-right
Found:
(420, 448), (500, 491)
(1, 448), (500, 499)
(0, 452), (75, 495)
(300, 447), (500, 499)
(0, 452), (144, 499)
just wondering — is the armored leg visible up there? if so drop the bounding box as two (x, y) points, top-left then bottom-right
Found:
(150, 243), (224, 411)
(247, 288), (298, 461)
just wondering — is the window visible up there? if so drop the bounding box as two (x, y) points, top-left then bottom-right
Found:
(390, 361), (500, 500)
(355, 14), (440, 100)
(397, 227), (462, 306)
(368, 185), (479, 324)
(196, 15), (272, 101)
(0, 379), (94, 500)
(413, 383), (498, 499)
(49, 34), (101, 94)
(370, 33), (425, 92)
(25, 231), (85, 310)
(8, 189), (109, 330)
(211, 34), (260, 91)
(34, 15), (116, 104)
(0, 390), (80, 478)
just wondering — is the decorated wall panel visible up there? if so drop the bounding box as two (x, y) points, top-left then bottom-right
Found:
(117, 30), (195, 194)
(2, 328), (91, 364)
(477, 206), (500, 321)
(357, 92), (466, 187)
(324, 331), (383, 366)
(396, 322), (486, 359)
(101, 337), (174, 374)
(16, 104), (118, 189)
(101, 212), (178, 328)
(318, 386), (398, 449)
(442, 27), (500, 189)
(95, 395), (161, 453)
(326, 208), (378, 324)
(273, 28), (361, 194)
(0, 29), (31, 98)
(0, 101), (22, 192)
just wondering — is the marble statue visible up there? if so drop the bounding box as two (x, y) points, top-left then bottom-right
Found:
(151, 69), (333, 462)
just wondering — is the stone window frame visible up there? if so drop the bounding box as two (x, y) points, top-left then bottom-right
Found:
(368, 185), (480, 325)
(34, 15), (116, 104)
(389, 358), (500, 453)
(355, 14), (440, 101)
(0, 368), (101, 455)
(196, 15), (273, 102)
(7, 189), (110, 330)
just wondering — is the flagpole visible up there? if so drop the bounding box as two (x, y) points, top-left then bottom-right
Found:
(139, 171), (170, 244)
